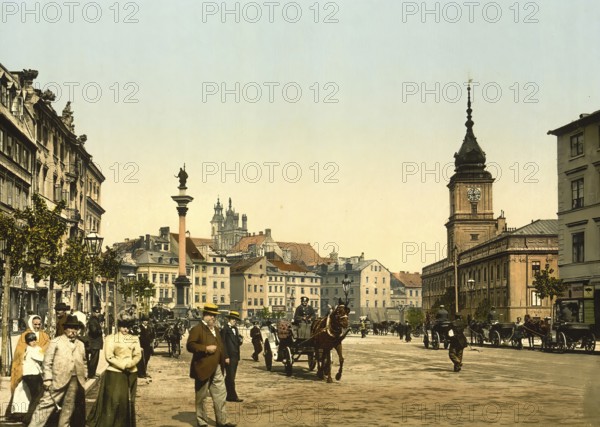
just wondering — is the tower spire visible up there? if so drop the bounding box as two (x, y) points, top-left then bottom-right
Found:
(453, 80), (487, 172)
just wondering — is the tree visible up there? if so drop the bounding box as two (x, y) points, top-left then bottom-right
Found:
(0, 194), (67, 374)
(533, 264), (566, 318)
(474, 298), (492, 322)
(55, 237), (92, 309)
(433, 286), (456, 315)
(406, 306), (424, 328)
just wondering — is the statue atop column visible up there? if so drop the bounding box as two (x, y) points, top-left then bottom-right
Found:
(176, 165), (188, 189)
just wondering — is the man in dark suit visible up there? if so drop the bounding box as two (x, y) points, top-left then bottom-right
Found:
(86, 306), (104, 378)
(137, 314), (155, 378)
(54, 302), (70, 338)
(250, 322), (262, 361)
(221, 311), (243, 403)
(187, 303), (236, 427)
(448, 313), (468, 372)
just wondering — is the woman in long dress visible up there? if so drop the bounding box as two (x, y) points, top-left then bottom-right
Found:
(87, 319), (142, 427)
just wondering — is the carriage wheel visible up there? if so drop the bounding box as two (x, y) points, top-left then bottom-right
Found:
(284, 347), (293, 377)
(557, 332), (567, 354)
(263, 339), (273, 371)
(584, 333), (596, 353)
(308, 352), (317, 371)
(491, 330), (501, 347)
(431, 332), (440, 350)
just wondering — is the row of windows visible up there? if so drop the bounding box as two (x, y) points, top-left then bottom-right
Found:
(1, 82), (23, 118)
(0, 175), (28, 209)
(247, 298), (265, 306)
(0, 127), (33, 172)
(365, 276), (386, 284)
(320, 288), (356, 296)
(269, 275), (318, 283)
(365, 287), (386, 295)
(364, 300), (387, 308)
(370, 265), (383, 271)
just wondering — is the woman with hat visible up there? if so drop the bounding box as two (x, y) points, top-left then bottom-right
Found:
(221, 311), (243, 403)
(87, 318), (142, 427)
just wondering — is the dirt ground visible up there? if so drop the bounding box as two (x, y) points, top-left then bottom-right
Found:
(129, 328), (599, 426)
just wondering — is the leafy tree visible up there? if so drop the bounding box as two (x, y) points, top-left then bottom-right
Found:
(406, 306), (424, 328)
(55, 237), (92, 308)
(474, 298), (492, 322)
(533, 264), (566, 316)
(257, 307), (271, 320)
(119, 277), (155, 302)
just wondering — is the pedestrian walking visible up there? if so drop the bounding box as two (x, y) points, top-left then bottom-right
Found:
(448, 313), (468, 372)
(186, 303), (236, 427)
(221, 311), (243, 402)
(28, 315), (88, 427)
(87, 306), (104, 378)
(404, 321), (412, 342)
(137, 315), (155, 379)
(7, 332), (45, 423)
(250, 322), (262, 361)
(7, 315), (50, 414)
(360, 320), (367, 338)
(87, 318), (142, 427)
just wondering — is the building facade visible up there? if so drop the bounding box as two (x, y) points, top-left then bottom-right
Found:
(422, 88), (558, 321)
(548, 110), (600, 330)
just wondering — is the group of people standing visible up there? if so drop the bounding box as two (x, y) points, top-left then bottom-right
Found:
(5, 301), (156, 426)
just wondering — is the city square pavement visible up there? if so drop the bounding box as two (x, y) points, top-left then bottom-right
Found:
(1, 329), (598, 426)
(127, 329), (599, 426)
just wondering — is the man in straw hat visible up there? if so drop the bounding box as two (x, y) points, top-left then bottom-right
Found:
(221, 311), (243, 403)
(186, 303), (236, 427)
(29, 314), (88, 426)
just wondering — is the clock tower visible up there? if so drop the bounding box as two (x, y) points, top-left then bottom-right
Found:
(446, 85), (500, 256)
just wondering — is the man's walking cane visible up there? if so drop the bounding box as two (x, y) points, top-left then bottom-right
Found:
(49, 388), (62, 412)
(127, 371), (134, 426)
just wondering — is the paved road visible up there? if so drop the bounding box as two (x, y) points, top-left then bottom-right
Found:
(2, 330), (597, 426)
(128, 330), (599, 426)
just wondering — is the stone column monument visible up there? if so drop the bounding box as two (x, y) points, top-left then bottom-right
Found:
(171, 165), (193, 318)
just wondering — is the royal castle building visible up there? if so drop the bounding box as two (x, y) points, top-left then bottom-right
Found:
(422, 87), (558, 321)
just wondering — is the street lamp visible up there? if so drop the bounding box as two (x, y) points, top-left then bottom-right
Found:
(84, 231), (103, 313)
(467, 279), (475, 319)
(144, 286), (151, 315)
(289, 288), (296, 319)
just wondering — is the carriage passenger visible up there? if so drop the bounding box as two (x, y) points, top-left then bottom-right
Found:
(487, 306), (499, 324)
(435, 305), (449, 323)
(294, 297), (316, 340)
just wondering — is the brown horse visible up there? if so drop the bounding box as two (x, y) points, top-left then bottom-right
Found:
(310, 302), (350, 383)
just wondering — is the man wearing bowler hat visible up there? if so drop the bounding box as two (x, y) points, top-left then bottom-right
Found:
(54, 302), (70, 338)
(187, 303), (236, 427)
(29, 315), (88, 426)
(221, 311), (243, 403)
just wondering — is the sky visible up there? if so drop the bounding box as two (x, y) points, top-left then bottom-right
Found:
(2, 1), (600, 273)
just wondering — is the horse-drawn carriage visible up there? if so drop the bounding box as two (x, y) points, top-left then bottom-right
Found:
(470, 321), (523, 349)
(150, 315), (187, 358)
(262, 320), (317, 376)
(262, 301), (351, 383)
(423, 321), (452, 350)
(541, 322), (596, 354)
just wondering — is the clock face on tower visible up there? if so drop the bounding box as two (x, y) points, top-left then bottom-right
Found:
(467, 187), (481, 202)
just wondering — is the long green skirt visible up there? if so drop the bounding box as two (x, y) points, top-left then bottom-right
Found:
(87, 370), (137, 427)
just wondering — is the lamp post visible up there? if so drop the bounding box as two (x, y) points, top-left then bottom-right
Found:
(467, 279), (475, 319)
(289, 288), (296, 320)
(144, 286), (151, 315)
(126, 272), (136, 306)
(397, 303), (406, 323)
(84, 231), (103, 313)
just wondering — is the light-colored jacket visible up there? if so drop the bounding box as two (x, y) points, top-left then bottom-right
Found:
(104, 332), (142, 373)
(43, 335), (87, 389)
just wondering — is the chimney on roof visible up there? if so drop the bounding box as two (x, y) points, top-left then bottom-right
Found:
(330, 251), (338, 262)
(359, 252), (364, 261)
(265, 228), (271, 238)
(145, 234), (151, 250)
(124, 238), (129, 242)
(259, 231), (263, 235)
(159, 226), (170, 239)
